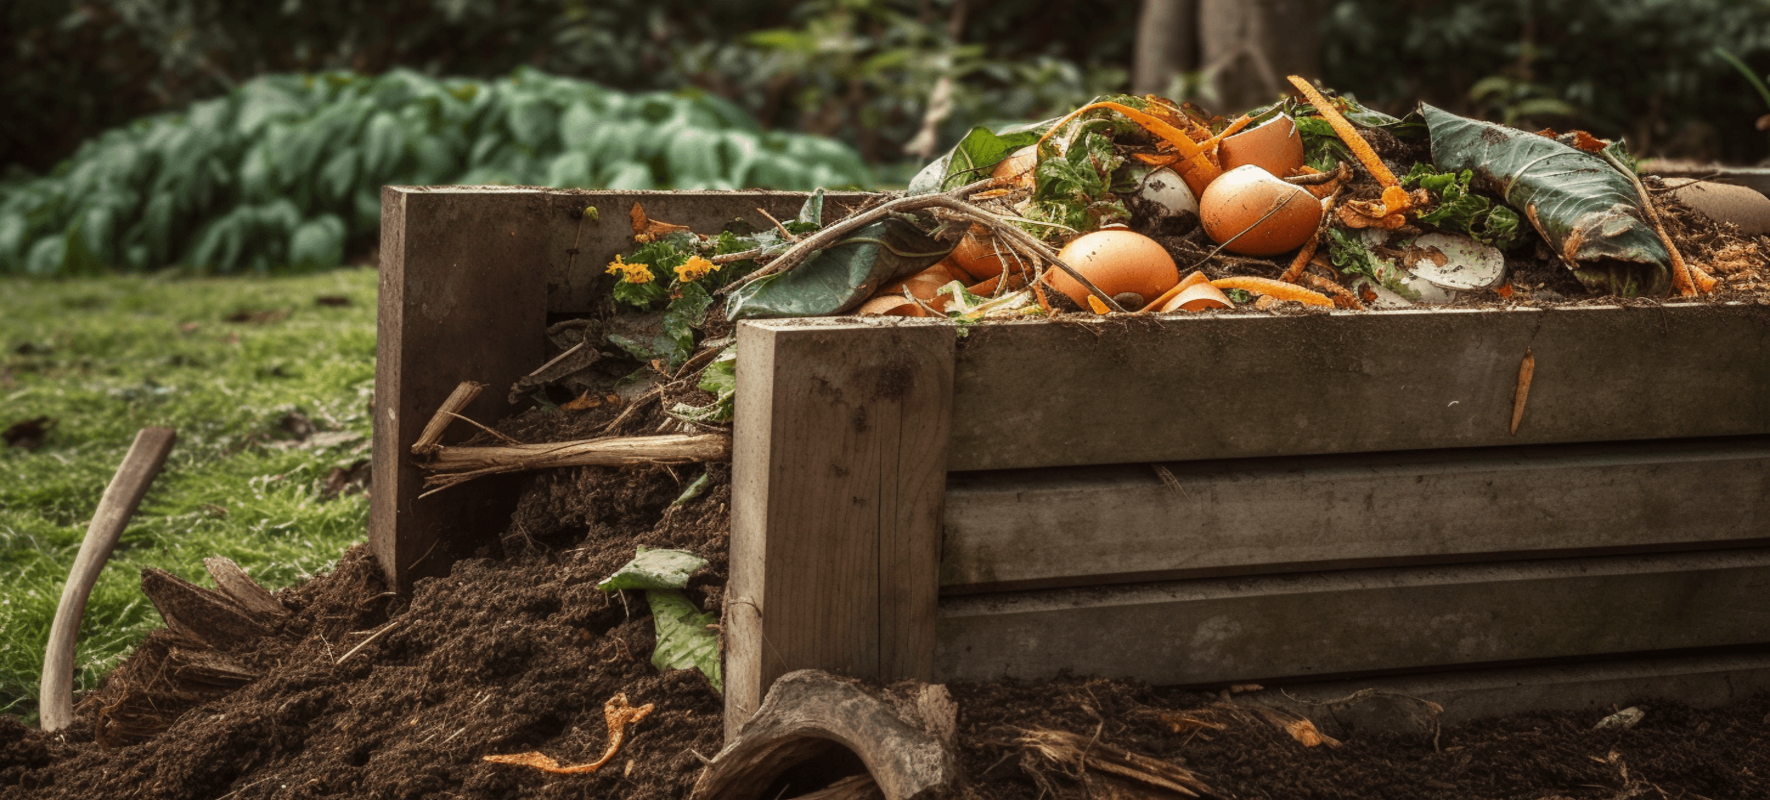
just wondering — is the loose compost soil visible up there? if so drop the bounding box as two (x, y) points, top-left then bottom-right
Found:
(4, 455), (1768, 800)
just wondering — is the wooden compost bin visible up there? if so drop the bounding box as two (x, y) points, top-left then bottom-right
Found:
(372, 186), (1770, 740)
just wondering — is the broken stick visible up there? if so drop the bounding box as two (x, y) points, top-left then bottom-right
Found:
(40, 426), (177, 732)
(420, 433), (732, 495)
(410, 381), (485, 456)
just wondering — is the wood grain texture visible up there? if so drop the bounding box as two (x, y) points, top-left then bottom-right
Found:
(948, 304), (1770, 471)
(942, 436), (1770, 591)
(726, 319), (954, 738)
(371, 187), (866, 590)
(39, 427), (176, 732)
(934, 548), (1770, 686)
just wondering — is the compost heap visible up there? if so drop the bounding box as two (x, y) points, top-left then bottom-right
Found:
(9, 80), (1770, 800)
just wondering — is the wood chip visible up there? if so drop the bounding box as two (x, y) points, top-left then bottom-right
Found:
(1511, 347), (1536, 435)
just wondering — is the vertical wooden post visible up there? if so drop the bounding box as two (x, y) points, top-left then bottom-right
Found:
(726, 319), (955, 738)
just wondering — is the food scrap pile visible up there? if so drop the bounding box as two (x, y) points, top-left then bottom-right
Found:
(586, 78), (1767, 370)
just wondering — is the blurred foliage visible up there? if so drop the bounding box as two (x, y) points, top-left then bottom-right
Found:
(0, 69), (872, 275)
(3, 0), (1136, 175)
(1322, 0), (1770, 163)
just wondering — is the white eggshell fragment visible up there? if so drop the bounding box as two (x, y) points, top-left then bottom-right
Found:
(1407, 233), (1507, 290)
(1137, 167), (1199, 218)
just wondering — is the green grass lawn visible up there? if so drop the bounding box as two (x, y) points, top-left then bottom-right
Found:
(0, 269), (379, 724)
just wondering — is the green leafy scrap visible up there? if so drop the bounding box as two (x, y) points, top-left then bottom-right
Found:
(670, 349), (737, 424)
(1327, 227), (1420, 301)
(646, 589), (722, 693)
(597, 547), (709, 592)
(1401, 164), (1522, 250)
(938, 126), (1042, 192)
(1023, 127), (1129, 237)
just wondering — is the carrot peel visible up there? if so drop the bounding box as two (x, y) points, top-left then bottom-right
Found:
(1210, 276), (1334, 307)
(1038, 101), (1222, 194)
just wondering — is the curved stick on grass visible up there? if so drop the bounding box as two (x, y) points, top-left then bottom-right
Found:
(40, 427), (177, 732)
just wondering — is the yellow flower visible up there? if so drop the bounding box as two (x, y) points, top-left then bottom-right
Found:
(674, 255), (718, 283)
(606, 254), (654, 284)
(621, 262), (654, 284)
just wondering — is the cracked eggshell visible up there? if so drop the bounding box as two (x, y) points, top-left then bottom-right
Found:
(857, 295), (929, 317)
(1219, 114), (1305, 177)
(991, 145), (1039, 190)
(1137, 167), (1199, 218)
(1407, 232), (1506, 290)
(1199, 165), (1323, 256)
(950, 233), (1030, 281)
(1044, 228), (1180, 309)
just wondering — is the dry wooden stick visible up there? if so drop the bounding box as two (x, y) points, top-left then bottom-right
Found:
(720, 178), (1130, 312)
(1599, 149), (1712, 296)
(411, 381), (484, 456)
(40, 427), (177, 732)
(1511, 347), (1536, 435)
(421, 433), (731, 495)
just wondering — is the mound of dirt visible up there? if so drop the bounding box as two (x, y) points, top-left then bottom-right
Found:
(5, 462), (1769, 800)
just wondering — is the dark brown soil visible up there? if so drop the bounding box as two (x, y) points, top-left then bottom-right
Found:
(4, 466), (1768, 800)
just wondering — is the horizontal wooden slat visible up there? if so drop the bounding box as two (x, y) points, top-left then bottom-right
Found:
(948, 304), (1770, 471)
(933, 548), (1770, 686)
(941, 436), (1770, 591)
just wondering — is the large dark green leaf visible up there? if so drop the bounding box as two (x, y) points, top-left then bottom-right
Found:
(1424, 104), (1670, 297)
(725, 217), (953, 319)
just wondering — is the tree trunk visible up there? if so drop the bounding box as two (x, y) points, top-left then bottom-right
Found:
(1198, 0), (1328, 112)
(1132, 0), (1198, 96)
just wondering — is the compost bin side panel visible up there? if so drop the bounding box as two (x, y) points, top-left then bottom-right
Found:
(932, 547), (1770, 686)
(947, 304), (1770, 471)
(371, 187), (550, 590)
(726, 319), (955, 739)
(940, 436), (1770, 592)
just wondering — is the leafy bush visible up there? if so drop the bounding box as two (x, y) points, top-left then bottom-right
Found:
(0, 68), (872, 276)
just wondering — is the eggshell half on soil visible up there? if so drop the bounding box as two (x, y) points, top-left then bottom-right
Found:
(1044, 228), (1180, 308)
(991, 145), (1039, 190)
(1219, 115), (1305, 177)
(1199, 165), (1323, 256)
(1159, 281), (1233, 312)
(857, 295), (928, 317)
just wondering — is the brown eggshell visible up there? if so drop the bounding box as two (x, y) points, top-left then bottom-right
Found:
(991, 145), (1039, 189)
(949, 234), (1021, 281)
(1043, 228), (1180, 307)
(857, 295), (928, 317)
(1199, 165), (1324, 256)
(1159, 281), (1233, 313)
(879, 262), (960, 302)
(1218, 115), (1305, 177)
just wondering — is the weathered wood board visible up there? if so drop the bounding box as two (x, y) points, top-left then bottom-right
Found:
(942, 436), (1770, 591)
(726, 319), (955, 738)
(948, 305), (1770, 471)
(372, 187), (863, 589)
(934, 548), (1770, 686)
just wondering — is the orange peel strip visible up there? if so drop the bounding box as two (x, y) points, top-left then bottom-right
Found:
(1280, 236), (1321, 284)
(1285, 76), (1397, 188)
(1211, 276), (1335, 307)
(1197, 114), (1255, 152)
(482, 693), (655, 775)
(1303, 273), (1365, 310)
(1086, 295), (1111, 314)
(1037, 102), (1222, 192)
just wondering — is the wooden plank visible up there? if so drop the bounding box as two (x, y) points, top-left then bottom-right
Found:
(933, 548), (1770, 686)
(942, 436), (1770, 591)
(948, 304), (1770, 471)
(726, 318), (955, 738)
(1254, 651), (1770, 735)
(371, 187), (867, 590)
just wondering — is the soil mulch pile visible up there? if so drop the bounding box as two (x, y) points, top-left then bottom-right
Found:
(5, 443), (1769, 799)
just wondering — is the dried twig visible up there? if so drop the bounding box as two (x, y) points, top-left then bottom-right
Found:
(1016, 728), (1214, 798)
(336, 620), (400, 665)
(411, 381), (485, 456)
(420, 433), (731, 496)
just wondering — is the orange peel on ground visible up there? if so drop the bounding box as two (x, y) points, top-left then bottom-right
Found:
(482, 693), (655, 775)
(1211, 276), (1335, 307)
(1037, 101), (1222, 194)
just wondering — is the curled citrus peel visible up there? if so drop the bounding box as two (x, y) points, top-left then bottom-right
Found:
(1210, 276), (1335, 307)
(1136, 270), (1211, 315)
(1285, 76), (1410, 220)
(1038, 101), (1222, 194)
(482, 693), (655, 775)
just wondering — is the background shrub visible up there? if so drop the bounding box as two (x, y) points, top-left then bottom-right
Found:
(0, 68), (873, 275)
